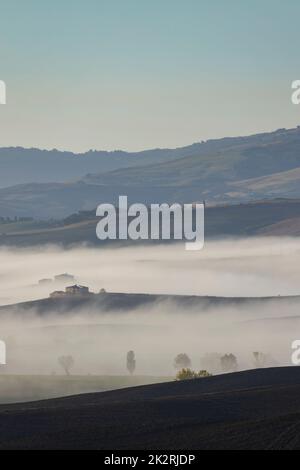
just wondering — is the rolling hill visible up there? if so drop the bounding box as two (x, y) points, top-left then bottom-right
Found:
(0, 146), (190, 189)
(0, 367), (300, 449)
(0, 198), (300, 246)
(0, 374), (171, 404)
(1, 290), (300, 317)
(2, 126), (300, 218)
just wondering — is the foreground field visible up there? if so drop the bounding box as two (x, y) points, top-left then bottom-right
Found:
(0, 374), (171, 404)
(1, 367), (300, 449)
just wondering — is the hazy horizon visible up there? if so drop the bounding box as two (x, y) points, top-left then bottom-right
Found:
(0, 123), (299, 155)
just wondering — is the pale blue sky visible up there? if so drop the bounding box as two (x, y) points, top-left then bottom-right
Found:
(0, 0), (300, 151)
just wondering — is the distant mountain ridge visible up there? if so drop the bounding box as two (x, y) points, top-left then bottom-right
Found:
(2, 126), (300, 188)
(2, 126), (300, 218)
(0, 146), (191, 188)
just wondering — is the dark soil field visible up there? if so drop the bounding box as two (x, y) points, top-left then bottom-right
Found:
(0, 374), (171, 404)
(1, 367), (300, 449)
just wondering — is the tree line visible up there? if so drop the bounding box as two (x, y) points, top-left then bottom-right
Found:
(57, 350), (274, 378)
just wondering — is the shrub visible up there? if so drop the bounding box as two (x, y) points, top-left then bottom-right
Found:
(198, 370), (212, 377)
(176, 368), (212, 381)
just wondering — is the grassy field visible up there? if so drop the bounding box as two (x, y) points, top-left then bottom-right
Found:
(0, 374), (172, 404)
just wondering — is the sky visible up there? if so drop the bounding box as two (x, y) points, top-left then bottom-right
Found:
(0, 0), (300, 152)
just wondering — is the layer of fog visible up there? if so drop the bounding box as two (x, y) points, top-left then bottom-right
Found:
(1, 236), (300, 305)
(0, 237), (299, 383)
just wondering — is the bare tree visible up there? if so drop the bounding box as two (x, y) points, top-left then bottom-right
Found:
(58, 355), (74, 376)
(174, 353), (191, 370)
(127, 351), (136, 375)
(253, 351), (277, 368)
(253, 352), (267, 368)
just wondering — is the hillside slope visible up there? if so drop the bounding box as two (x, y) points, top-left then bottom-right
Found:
(1, 290), (300, 317)
(2, 127), (300, 217)
(0, 199), (300, 246)
(0, 146), (189, 189)
(1, 367), (300, 449)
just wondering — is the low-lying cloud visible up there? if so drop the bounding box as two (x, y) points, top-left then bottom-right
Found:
(0, 237), (299, 387)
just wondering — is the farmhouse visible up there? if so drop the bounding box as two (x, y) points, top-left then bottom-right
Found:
(65, 285), (90, 296)
(50, 284), (91, 298)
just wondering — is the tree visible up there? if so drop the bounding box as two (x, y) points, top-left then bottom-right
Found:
(58, 355), (74, 376)
(174, 353), (191, 370)
(127, 350), (136, 375)
(200, 353), (223, 374)
(253, 351), (276, 368)
(220, 353), (238, 372)
(176, 368), (212, 381)
(253, 352), (267, 368)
